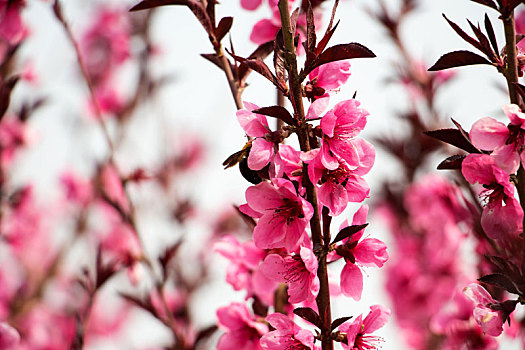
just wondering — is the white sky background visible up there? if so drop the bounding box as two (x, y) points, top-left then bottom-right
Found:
(10, 0), (524, 348)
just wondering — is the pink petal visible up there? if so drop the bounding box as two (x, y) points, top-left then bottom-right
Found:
(470, 117), (509, 151)
(319, 140), (339, 170)
(238, 203), (263, 218)
(248, 138), (274, 171)
(299, 246), (318, 274)
(463, 283), (496, 305)
(245, 182), (282, 212)
(295, 329), (315, 348)
(318, 182), (348, 216)
(250, 19), (279, 45)
(266, 313), (294, 331)
(481, 197), (523, 239)
(492, 144), (520, 174)
(312, 61), (351, 90)
(284, 219), (309, 252)
(260, 254), (287, 282)
(353, 138), (375, 175)
(362, 304), (390, 333)
(306, 97), (329, 120)
(353, 238), (388, 267)
(340, 263), (363, 300)
(473, 306), (503, 336)
(503, 104), (525, 127)
(345, 175), (370, 202)
(241, 0), (263, 10)
(320, 110), (337, 137)
(253, 214), (287, 249)
(461, 154), (496, 185)
(0, 323), (20, 348)
(237, 103), (269, 137)
(217, 303), (251, 331)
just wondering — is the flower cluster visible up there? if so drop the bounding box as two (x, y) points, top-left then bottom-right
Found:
(216, 37), (389, 347)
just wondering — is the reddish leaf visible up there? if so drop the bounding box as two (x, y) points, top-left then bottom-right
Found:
(479, 273), (520, 295)
(240, 59), (285, 91)
(274, 30), (287, 89)
(158, 240), (183, 280)
(253, 106), (296, 126)
(206, 0), (215, 28)
(130, 0), (213, 35)
(428, 50), (492, 71)
(0, 76), (18, 120)
(315, 20), (339, 57)
(443, 14), (484, 53)
(451, 118), (478, 151)
(470, 0), (499, 10)
(215, 17), (233, 42)
(323, 0), (340, 40)
(331, 316), (353, 331)
(466, 19), (497, 61)
(484, 14), (499, 57)
(236, 41), (275, 83)
(424, 128), (480, 153)
(131, 0), (184, 11)
(312, 43), (375, 70)
(294, 307), (322, 328)
(484, 255), (523, 283)
(513, 82), (525, 102)
(291, 8), (299, 37)
(201, 53), (222, 70)
(304, 0), (316, 65)
(503, 0), (522, 12)
(437, 154), (466, 170)
(331, 223), (368, 245)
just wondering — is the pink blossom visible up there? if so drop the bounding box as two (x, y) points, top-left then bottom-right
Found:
(240, 178), (313, 252)
(319, 99), (370, 170)
(307, 61), (351, 99)
(461, 153), (523, 239)
(149, 288), (188, 323)
(249, 4), (318, 55)
(261, 246), (319, 304)
(516, 10), (525, 51)
(17, 305), (76, 349)
(470, 104), (525, 174)
(0, 0), (27, 45)
(334, 206), (388, 300)
(60, 171), (93, 206)
(216, 302), (268, 350)
(80, 6), (130, 85)
(0, 322), (20, 349)
(0, 115), (26, 167)
(85, 296), (130, 341)
(1, 186), (56, 272)
(260, 313), (314, 349)
(100, 164), (130, 214)
(237, 106), (299, 178)
(303, 145), (372, 216)
(431, 290), (499, 349)
(98, 218), (142, 271)
(463, 284), (504, 337)
(404, 174), (471, 233)
(241, 0), (263, 11)
(89, 83), (125, 116)
(339, 305), (390, 350)
(236, 102), (277, 172)
(214, 235), (278, 305)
